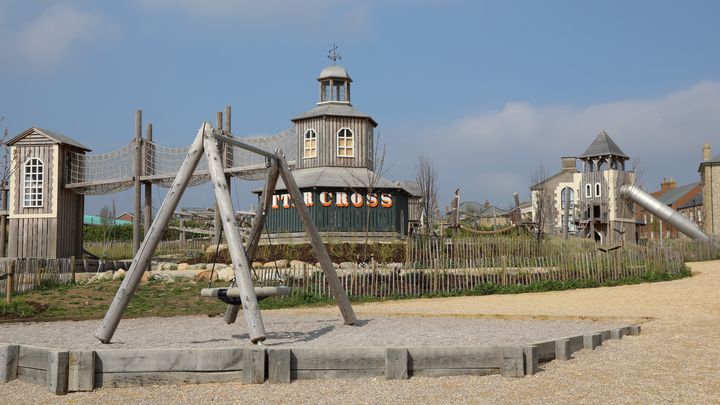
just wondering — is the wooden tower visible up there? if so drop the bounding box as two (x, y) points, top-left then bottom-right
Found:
(6, 127), (89, 258)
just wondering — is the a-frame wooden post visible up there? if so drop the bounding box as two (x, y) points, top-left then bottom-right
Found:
(95, 122), (209, 343)
(204, 129), (266, 342)
(225, 158), (280, 324)
(277, 154), (357, 325)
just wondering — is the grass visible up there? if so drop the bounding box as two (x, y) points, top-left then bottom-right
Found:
(0, 268), (691, 321)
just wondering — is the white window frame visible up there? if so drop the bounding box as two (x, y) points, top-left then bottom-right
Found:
(585, 184), (592, 198)
(303, 129), (317, 159)
(337, 127), (355, 157)
(22, 157), (44, 208)
(595, 183), (601, 197)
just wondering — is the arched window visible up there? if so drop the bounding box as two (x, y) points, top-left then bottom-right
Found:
(561, 187), (574, 209)
(23, 158), (44, 207)
(584, 161), (593, 172)
(337, 128), (354, 157)
(585, 184), (592, 198)
(595, 183), (602, 197)
(597, 159), (607, 171)
(303, 129), (317, 159)
(610, 159), (618, 170)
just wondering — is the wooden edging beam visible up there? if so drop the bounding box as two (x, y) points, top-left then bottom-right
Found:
(94, 123), (208, 344)
(204, 129), (266, 343)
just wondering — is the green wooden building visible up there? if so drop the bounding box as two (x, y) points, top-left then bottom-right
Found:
(258, 63), (421, 242)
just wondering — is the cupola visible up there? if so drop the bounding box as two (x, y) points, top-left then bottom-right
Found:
(318, 45), (351, 104)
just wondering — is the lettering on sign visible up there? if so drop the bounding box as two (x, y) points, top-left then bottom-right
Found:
(272, 191), (393, 209)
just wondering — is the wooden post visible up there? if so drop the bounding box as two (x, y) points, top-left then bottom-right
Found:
(144, 123), (153, 274)
(133, 110), (143, 256)
(277, 154), (357, 325)
(5, 261), (13, 303)
(204, 128), (266, 343)
(70, 256), (76, 283)
(95, 123), (208, 344)
(225, 160), (280, 324)
(212, 112), (224, 246)
(0, 186), (7, 257)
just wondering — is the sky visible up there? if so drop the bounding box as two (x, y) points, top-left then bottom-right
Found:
(2, 0), (720, 214)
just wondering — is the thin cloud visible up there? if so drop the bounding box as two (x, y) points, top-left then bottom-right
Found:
(0, 4), (108, 70)
(405, 81), (720, 204)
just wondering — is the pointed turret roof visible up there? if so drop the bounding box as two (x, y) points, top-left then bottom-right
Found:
(579, 131), (627, 159)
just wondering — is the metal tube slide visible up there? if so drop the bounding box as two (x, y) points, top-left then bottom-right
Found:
(619, 184), (710, 242)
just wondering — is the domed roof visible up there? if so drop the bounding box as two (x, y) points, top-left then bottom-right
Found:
(318, 64), (352, 81)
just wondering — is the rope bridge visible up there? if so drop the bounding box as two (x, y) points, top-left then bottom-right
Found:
(66, 129), (297, 195)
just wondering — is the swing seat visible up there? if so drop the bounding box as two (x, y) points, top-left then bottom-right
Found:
(200, 286), (291, 305)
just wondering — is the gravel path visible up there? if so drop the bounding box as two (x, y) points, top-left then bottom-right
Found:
(0, 315), (626, 350)
(2, 260), (719, 404)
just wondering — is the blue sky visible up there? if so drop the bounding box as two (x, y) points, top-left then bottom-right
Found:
(3, 0), (720, 214)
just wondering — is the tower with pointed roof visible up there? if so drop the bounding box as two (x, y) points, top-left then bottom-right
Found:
(530, 131), (637, 243)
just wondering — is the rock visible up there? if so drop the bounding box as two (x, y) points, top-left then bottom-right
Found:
(289, 260), (307, 270)
(113, 269), (126, 280)
(177, 263), (189, 271)
(188, 263), (207, 270)
(339, 262), (357, 270)
(161, 262), (178, 271)
(263, 259), (289, 268)
(218, 267), (235, 282)
(252, 262), (264, 269)
(205, 243), (228, 257)
(141, 272), (149, 283)
(93, 270), (114, 282)
(206, 263), (227, 270)
(195, 269), (219, 282)
(386, 262), (404, 271)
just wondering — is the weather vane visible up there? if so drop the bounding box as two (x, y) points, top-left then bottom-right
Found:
(327, 44), (341, 64)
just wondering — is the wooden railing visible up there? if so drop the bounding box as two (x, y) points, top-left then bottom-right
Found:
(0, 258), (74, 300)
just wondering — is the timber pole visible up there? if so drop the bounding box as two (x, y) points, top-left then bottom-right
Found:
(212, 112), (224, 246)
(95, 122), (208, 344)
(225, 159), (280, 324)
(0, 186), (7, 257)
(277, 154), (357, 325)
(144, 123), (153, 272)
(133, 110), (143, 256)
(204, 128), (266, 343)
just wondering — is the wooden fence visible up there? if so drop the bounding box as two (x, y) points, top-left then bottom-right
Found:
(83, 239), (208, 261)
(251, 245), (686, 300)
(0, 258), (74, 297)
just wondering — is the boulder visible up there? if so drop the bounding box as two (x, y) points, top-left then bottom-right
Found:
(161, 262), (178, 271)
(263, 259), (289, 268)
(195, 269), (219, 282)
(112, 269), (126, 280)
(289, 260), (307, 270)
(339, 262), (357, 270)
(188, 263), (207, 270)
(177, 262), (190, 271)
(206, 263), (227, 270)
(252, 262), (264, 269)
(93, 270), (114, 282)
(140, 272), (149, 283)
(218, 267), (235, 282)
(205, 243), (228, 257)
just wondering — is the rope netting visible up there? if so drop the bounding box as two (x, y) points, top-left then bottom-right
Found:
(66, 129), (297, 195)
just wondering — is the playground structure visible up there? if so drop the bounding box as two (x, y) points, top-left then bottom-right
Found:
(94, 122), (356, 344)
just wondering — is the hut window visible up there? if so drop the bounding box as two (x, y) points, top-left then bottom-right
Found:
(595, 183), (601, 197)
(23, 158), (44, 208)
(303, 129), (317, 159)
(585, 184), (592, 198)
(321, 80), (332, 102)
(337, 128), (354, 157)
(334, 81), (346, 101)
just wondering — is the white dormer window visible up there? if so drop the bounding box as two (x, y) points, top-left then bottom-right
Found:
(595, 183), (601, 197)
(303, 129), (317, 159)
(337, 128), (354, 157)
(23, 158), (44, 207)
(585, 184), (592, 198)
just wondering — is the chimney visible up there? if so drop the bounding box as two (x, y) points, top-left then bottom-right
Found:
(561, 156), (577, 171)
(704, 142), (712, 161)
(660, 177), (677, 193)
(484, 200), (490, 209)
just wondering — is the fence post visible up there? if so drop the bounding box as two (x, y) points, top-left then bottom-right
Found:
(5, 261), (14, 303)
(70, 256), (76, 283)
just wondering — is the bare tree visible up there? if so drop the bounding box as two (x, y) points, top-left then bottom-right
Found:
(529, 165), (552, 241)
(416, 153), (438, 235)
(346, 132), (390, 261)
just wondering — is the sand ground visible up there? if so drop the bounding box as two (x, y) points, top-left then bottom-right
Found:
(1, 260), (719, 404)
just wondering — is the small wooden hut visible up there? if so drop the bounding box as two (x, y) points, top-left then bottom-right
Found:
(5, 127), (89, 258)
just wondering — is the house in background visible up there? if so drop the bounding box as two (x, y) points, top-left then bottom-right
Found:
(635, 178), (702, 240)
(115, 212), (134, 222)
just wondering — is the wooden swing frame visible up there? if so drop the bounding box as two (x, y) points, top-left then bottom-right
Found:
(94, 122), (356, 344)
